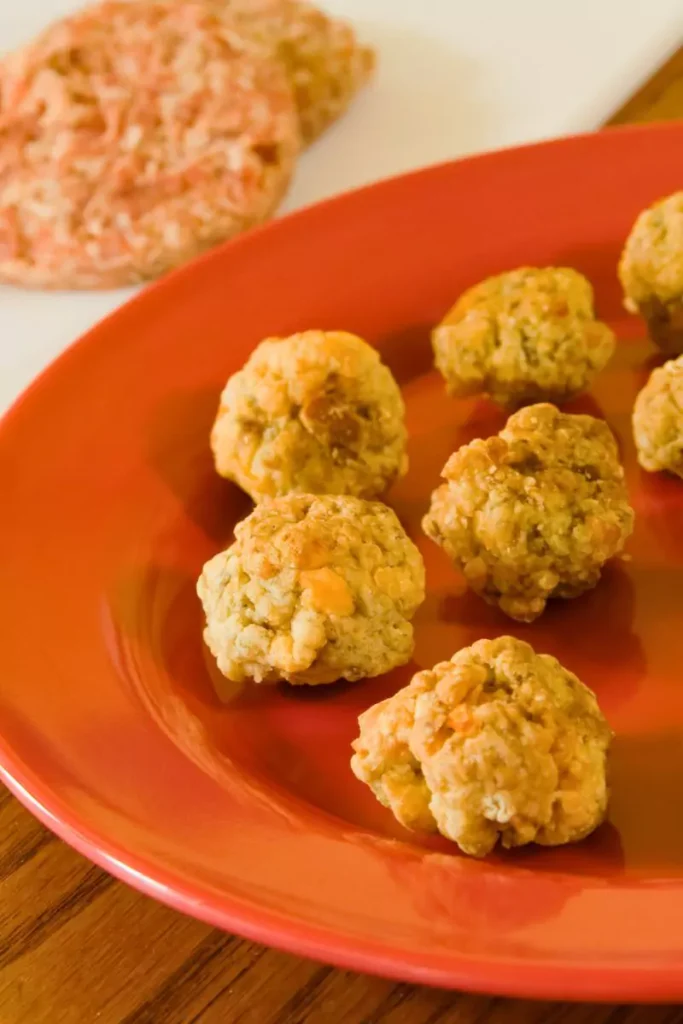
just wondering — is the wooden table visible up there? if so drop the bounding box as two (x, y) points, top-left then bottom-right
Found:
(2, 48), (683, 1024)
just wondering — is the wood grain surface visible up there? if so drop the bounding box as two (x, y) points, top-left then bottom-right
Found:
(2, 44), (683, 1024)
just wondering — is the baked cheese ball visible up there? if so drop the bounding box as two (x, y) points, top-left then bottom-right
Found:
(197, 494), (425, 685)
(423, 403), (634, 622)
(0, 0), (300, 288)
(211, 330), (407, 501)
(619, 191), (683, 354)
(351, 636), (613, 857)
(432, 267), (615, 407)
(226, 0), (375, 144)
(633, 354), (683, 477)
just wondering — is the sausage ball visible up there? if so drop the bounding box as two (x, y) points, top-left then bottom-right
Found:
(197, 494), (425, 685)
(211, 331), (407, 502)
(432, 267), (615, 407)
(633, 354), (683, 477)
(422, 404), (634, 622)
(619, 191), (683, 354)
(351, 636), (613, 857)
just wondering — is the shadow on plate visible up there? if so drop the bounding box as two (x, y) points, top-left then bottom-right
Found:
(438, 560), (644, 713)
(145, 386), (250, 546)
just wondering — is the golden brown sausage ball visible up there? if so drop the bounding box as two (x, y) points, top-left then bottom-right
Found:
(619, 191), (683, 354)
(432, 267), (615, 407)
(422, 404), (634, 622)
(198, 494), (425, 685)
(351, 636), (613, 857)
(633, 354), (683, 477)
(211, 331), (407, 502)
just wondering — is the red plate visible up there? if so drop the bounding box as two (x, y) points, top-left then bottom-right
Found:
(2, 123), (683, 1002)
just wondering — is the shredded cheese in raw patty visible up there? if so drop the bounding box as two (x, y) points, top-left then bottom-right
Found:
(0, 0), (300, 288)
